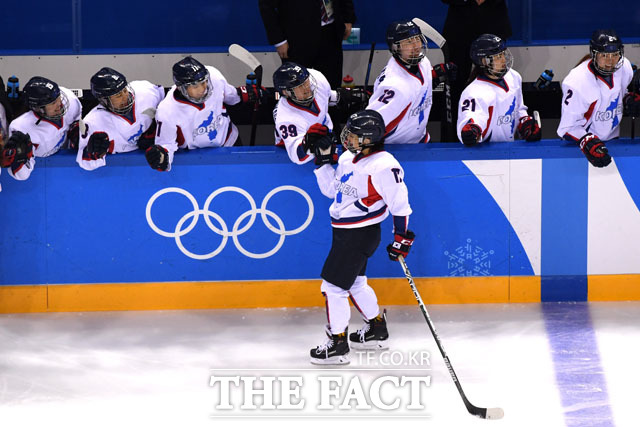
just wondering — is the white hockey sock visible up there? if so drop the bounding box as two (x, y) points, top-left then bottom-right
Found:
(320, 280), (351, 334)
(348, 275), (380, 321)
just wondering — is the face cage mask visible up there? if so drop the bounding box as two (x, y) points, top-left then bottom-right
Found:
(284, 74), (317, 106)
(392, 34), (427, 66)
(341, 126), (375, 154)
(591, 50), (624, 76)
(481, 48), (514, 79)
(34, 91), (70, 120)
(101, 85), (135, 115)
(178, 75), (212, 104)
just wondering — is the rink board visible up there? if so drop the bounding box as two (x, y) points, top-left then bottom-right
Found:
(2, 141), (640, 312)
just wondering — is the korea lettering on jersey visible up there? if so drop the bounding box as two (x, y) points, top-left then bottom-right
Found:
(273, 69), (335, 164)
(314, 150), (412, 229)
(77, 80), (164, 171)
(367, 57), (433, 144)
(557, 58), (634, 142)
(155, 66), (241, 170)
(8, 87), (81, 180)
(457, 69), (528, 143)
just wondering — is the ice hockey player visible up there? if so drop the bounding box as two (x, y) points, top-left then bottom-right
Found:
(309, 109), (414, 365)
(272, 61), (365, 165)
(1, 77), (81, 180)
(557, 29), (637, 168)
(76, 67), (164, 171)
(366, 19), (457, 143)
(457, 34), (541, 145)
(145, 56), (265, 171)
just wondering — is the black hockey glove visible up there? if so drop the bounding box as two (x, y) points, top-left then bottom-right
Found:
(460, 122), (481, 146)
(303, 123), (332, 153)
(579, 133), (611, 168)
(145, 144), (169, 171)
(336, 87), (367, 112)
(517, 116), (541, 142)
(623, 92), (640, 117)
(237, 84), (267, 105)
(1, 131), (33, 171)
(83, 132), (111, 161)
(137, 119), (157, 151)
(387, 230), (416, 261)
(432, 62), (457, 84)
(314, 137), (338, 166)
(67, 120), (80, 150)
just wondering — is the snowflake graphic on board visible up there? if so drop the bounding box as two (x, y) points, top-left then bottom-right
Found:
(444, 238), (495, 276)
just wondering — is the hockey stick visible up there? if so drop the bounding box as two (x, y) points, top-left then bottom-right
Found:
(229, 44), (264, 146)
(397, 255), (504, 420)
(363, 42), (376, 105)
(412, 17), (454, 142)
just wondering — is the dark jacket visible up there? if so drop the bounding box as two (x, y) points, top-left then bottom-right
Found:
(441, 0), (512, 43)
(259, 0), (356, 51)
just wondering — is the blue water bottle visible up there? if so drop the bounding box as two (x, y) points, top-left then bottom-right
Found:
(7, 75), (19, 99)
(534, 69), (553, 90)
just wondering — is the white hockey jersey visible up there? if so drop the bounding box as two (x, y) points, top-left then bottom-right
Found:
(77, 80), (164, 171)
(0, 103), (6, 191)
(457, 69), (529, 143)
(367, 57), (434, 144)
(273, 69), (335, 164)
(155, 66), (241, 171)
(557, 58), (634, 142)
(314, 149), (412, 229)
(8, 87), (81, 181)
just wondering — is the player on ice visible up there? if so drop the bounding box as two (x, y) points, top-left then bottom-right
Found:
(457, 34), (541, 145)
(145, 56), (266, 171)
(367, 19), (457, 143)
(1, 77), (81, 180)
(77, 67), (164, 171)
(557, 29), (638, 168)
(309, 109), (415, 365)
(272, 61), (365, 165)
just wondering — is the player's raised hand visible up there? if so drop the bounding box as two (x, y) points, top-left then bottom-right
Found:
(460, 121), (481, 146)
(237, 84), (267, 105)
(145, 145), (169, 171)
(579, 133), (611, 168)
(303, 123), (332, 153)
(336, 87), (368, 112)
(517, 116), (541, 141)
(1, 131), (33, 169)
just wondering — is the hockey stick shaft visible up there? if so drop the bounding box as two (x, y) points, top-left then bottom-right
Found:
(229, 44), (263, 146)
(397, 255), (503, 420)
(412, 18), (454, 142)
(363, 42), (376, 104)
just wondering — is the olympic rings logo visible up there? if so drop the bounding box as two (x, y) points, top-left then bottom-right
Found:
(145, 186), (314, 260)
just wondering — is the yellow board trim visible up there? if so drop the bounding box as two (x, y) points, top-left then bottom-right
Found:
(588, 275), (640, 301)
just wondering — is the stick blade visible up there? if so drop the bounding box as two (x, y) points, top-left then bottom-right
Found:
(485, 407), (504, 420)
(228, 43), (261, 72)
(412, 17), (446, 48)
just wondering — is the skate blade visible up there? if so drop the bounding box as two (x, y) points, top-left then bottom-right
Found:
(350, 340), (389, 351)
(309, 354), (350, 365)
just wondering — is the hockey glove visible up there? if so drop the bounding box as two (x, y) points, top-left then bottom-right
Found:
(517, 116), (541, 142)
(83, 132), (111, 161)
(623, 92), (640, 117)
(579, 133), (611, 168)
(387, 230), (416, 261)
(67, 120), (80, 150)
(303, 123), (333, 153)
(1, 131), (33, 171)
(335, 87), (367, 112)
(314, 136), (338, 166)
(237, 84), (266, 105)
(432, 62), (458, 84)
(145, 144), (169, 171)
(460, 122), (481, 146)
(137, 119), (157, 151)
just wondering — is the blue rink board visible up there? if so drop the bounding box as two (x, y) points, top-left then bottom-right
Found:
(2, 140), (640, 286)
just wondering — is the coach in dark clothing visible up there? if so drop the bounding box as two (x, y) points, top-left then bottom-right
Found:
(441, 0), (512, 125)
(259, 0), (356, 88)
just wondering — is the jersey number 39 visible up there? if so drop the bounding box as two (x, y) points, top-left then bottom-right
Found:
(279, 124), (298, 139)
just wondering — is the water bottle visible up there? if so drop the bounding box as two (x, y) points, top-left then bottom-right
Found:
(246, 73), (257, 86)
(534, 69), (553, 90)
(7, 75), (19, 99)
(342, 75), (355, 89)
